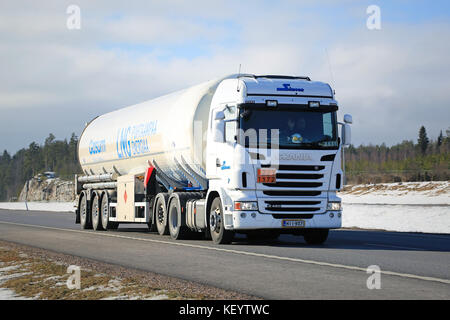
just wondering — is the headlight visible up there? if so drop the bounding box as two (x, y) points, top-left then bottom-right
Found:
(327, 202), (342, 211)
(234, 201), (258, 211)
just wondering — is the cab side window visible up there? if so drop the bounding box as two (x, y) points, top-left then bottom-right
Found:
(224, 105), (237, 143)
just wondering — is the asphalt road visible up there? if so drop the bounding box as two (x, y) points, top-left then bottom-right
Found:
(0, 208), (449, 299)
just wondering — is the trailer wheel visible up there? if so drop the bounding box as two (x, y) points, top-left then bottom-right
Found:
(92, 192), (103, 231)
(154, 193), (169, 235)
(168, 194), (188, 240)
(209, 197), (234, 244)
(100, 192), (118, 231)
(100, 192), (108, 230)
(303, 229), (329, 245)
(79, 193), (92, 230)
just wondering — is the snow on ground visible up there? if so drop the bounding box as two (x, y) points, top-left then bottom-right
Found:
(0, 182), (449, 234)
(0, 201), (75, 212)
(341, 203), (450, 234)
(339, 181), (450, 234)
(0, 288), (25, 300)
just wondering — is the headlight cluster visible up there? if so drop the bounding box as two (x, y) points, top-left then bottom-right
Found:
(327, 202), (342, 211)
(234, 201), (258, 211)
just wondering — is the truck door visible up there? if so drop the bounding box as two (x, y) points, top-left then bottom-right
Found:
(206, 104), (237, 180)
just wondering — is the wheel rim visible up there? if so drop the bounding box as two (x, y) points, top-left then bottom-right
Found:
(80, 199), (86, 222)
(157, 204), (165, 224)
(92, 197), (99, 222)
(101, 196), (108, 226)
(210, 207), (221, 234)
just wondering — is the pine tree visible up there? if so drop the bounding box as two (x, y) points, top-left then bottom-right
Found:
(417, 126), (429, 155)
(437, 130), (443, 147)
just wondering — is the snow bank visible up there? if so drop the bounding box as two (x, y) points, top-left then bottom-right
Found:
(341, 203), (450, 234)
(0, 288), (26, 300)
(0, 202), (75, 212)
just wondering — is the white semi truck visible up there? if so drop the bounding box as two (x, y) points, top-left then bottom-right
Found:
(75, 74), (352, 244)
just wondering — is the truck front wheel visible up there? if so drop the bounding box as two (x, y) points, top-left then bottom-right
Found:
(209, 197), (234, 244)
(303, 229), (329, 245)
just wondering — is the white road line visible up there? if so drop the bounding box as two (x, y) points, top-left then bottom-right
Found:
(1, 220), (449, 285)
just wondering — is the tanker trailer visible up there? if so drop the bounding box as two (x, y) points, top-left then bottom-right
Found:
(75, 74), (353, 244)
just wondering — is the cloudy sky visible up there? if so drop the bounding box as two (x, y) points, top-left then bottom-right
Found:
(1, 0), (449, 153)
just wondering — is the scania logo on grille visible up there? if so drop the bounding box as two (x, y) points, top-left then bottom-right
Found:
(279, 153), (312, 161)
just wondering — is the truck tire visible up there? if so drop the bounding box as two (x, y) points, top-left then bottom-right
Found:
(79, 192), (92, 230)
(303, 229), (329, 245)
(100, 192), (117, 230)
(91, 192), (103, 231)
(209, 197), (234, 244)
(168, 193), (188, 240)
(154, 193), (169, 236)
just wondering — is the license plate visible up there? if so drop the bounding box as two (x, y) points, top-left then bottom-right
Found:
(282, 219), (305, 228)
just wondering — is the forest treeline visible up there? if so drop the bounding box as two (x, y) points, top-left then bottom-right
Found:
(0, 127), (449, 200)
(345, 127), (449, 184)
(0, 133), (82, 201)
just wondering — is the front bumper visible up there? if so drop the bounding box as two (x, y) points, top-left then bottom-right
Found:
(226, 210), (342, 230)
(222, 189), (342, 231)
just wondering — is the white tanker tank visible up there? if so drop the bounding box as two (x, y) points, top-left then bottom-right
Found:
(78, 75), (237, 189)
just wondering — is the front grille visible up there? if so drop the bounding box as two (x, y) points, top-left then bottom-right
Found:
(265, 201), (321, 206)
(272, 214), (314, 219)
(265, 207), (320, 212)
(263, 190), (321, 196)
(262, 164), (325, 171)
(263, 182), (322, 188)
(276, 173), (323, 179)
(258, 162), (329, 214)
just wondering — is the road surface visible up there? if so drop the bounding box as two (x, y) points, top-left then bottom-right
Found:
(0, 209), (449, 299)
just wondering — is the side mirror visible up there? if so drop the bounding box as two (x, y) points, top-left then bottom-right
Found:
(344, 114), (353, 124)
(341, 123), (351, 146)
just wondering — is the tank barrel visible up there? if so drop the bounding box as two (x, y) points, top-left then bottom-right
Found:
(82, 182), (117, 190)
(77, 173), (117, 183)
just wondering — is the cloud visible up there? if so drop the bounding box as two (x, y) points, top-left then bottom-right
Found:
(0, 1), (449, 153)
(319, 23), (450, 145)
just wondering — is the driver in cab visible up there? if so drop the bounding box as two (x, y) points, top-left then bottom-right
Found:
(282, 117), (308, 144)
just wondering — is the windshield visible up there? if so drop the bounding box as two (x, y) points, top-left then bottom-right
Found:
(239, 107), (338, 149)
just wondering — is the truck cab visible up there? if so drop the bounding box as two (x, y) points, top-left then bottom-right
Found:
(205, 75), (352, 243)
